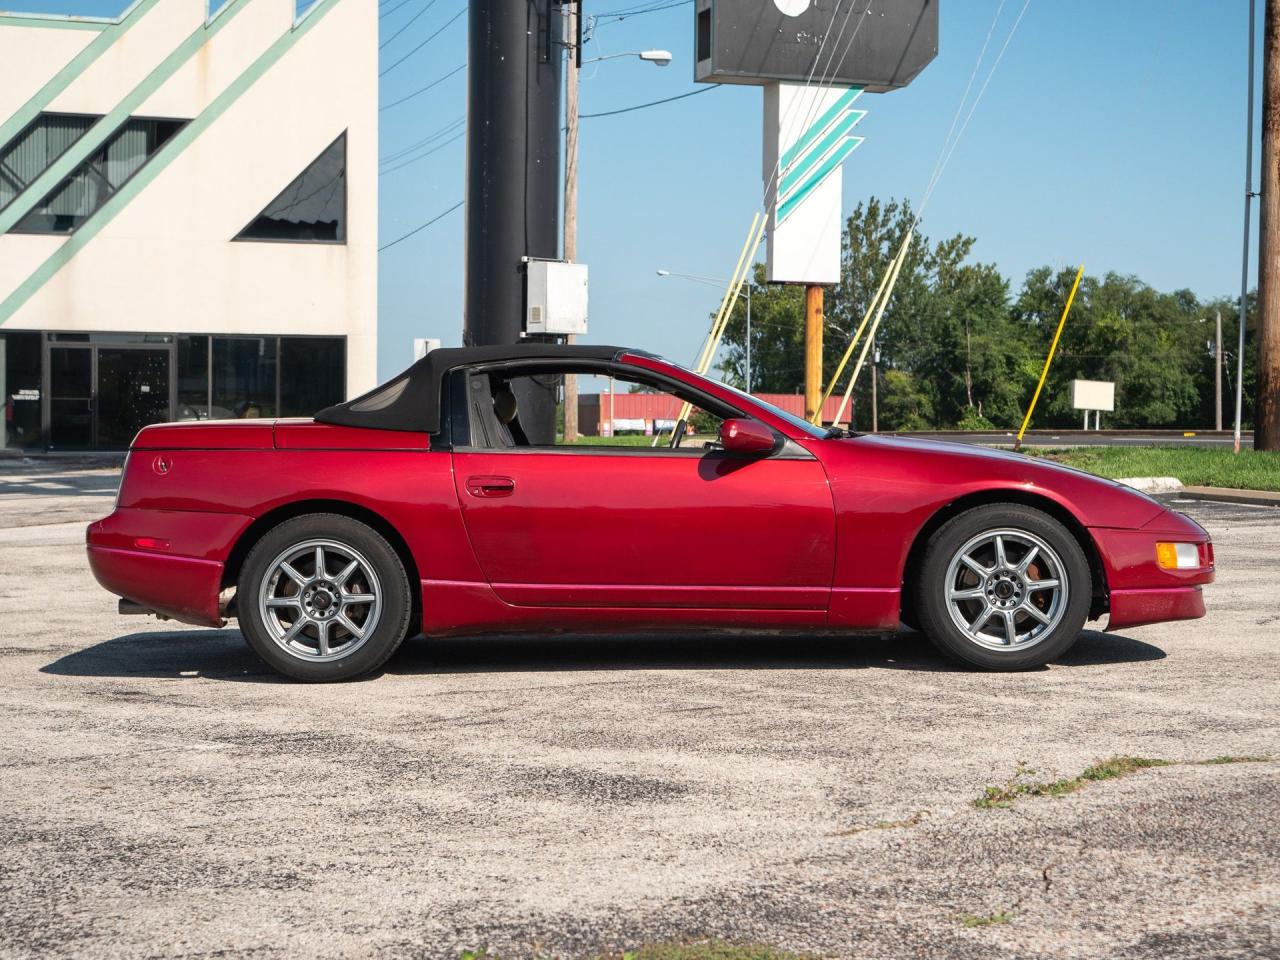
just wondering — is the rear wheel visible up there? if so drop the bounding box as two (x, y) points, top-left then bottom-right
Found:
(915, 504), (1091, 670)
(238, 514), (411, 681)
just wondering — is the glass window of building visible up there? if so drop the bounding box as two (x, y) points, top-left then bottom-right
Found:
(212, 337), (277, 419)
(176, 336), (209, 421)
(0, 113), (97, 213)
(0, 332), (42, 449)
(236, 133), (346, 243)
(280, 337), (346, 416)
(13, 117), (185, 234)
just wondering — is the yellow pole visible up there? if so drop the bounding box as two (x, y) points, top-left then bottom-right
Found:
(816, 249), (898, 416)
(667, 215), (765, 440)
(1014, 263), (1084, 452)
(832, 231), (913, 428)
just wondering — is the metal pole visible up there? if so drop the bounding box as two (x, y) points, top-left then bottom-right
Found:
(465, 0), (563, 442)
(1216, 308), (1224, 431)
(1236, 0), (1258, 454)
(745, 285), (752, 394)
(870, 344), (878, 433)
(562, 1), (579, 442)
(1257, 0), (1280, 449)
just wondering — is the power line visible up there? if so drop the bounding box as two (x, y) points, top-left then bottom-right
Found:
(592, 0), (690, 22)
(379, 0), (417, 20)
(379, 5), (465, 77)
(381, 115), (464, 164)
(379, 199), (464, 252)
(579, 85), (717, 119)
(379, 0), (441, 50)
(379, 130), (464, 175)
(380, 62), (465, 111)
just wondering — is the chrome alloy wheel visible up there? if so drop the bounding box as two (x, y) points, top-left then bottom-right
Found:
(257, 538), (382, 662)
(942, 528), (1067, 651)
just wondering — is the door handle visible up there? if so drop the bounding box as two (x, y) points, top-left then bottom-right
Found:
(465, 475), (515, 498)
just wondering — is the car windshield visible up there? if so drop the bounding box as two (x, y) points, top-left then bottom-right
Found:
(648, 357), (831, 440)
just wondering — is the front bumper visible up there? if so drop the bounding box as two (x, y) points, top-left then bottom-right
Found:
(1091, 508), (1214, 632)
(1108, 586), (1206, 631)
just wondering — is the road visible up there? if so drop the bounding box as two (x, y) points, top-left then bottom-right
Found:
(1, 467), (1277, 959)
(899, 430), (1256, 449)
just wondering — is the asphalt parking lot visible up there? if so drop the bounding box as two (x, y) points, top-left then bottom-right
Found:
(1, 461), (1277, 959)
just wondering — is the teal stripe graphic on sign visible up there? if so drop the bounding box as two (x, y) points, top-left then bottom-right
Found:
(779, 109), (865, 197)
(0, 0), (253, 236)
(0, 0), (164, 154)
(779, 86), (862, 172)
(0, 0), (345, 326)
(777, 137), (862, 224)
(776, 85), (865, 225)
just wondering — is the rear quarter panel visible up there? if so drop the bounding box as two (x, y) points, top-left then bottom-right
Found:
(116, 446), (482, 585)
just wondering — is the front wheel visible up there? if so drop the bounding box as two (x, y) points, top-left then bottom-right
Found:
(915, 504), (1091, 670)
(238, 514), (412, 681)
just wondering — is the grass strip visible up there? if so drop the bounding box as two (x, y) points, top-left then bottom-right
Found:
(1031, 447), (1280, 491)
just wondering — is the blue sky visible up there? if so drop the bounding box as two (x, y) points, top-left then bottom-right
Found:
(9, 0), (1266, 380)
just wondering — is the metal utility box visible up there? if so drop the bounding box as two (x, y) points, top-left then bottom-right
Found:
(525, 260), (588, 336)
(694, 0), (938, 91)
(1071, 379), (1116, 412)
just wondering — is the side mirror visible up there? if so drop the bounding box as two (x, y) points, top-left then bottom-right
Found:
(718, 418), (777, 456)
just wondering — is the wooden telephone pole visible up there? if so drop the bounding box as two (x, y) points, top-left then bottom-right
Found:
(804, 285), (823, 422)
(1259, 0), (1280, 449)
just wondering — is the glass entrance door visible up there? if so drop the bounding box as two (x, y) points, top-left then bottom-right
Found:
(48, 346), (93, 449)
(44, 340), (174, 449)
(96, 347), (171, 448)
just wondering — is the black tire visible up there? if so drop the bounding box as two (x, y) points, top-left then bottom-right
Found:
(237, 514), (412, 681)
(915, 504), (1091, 671)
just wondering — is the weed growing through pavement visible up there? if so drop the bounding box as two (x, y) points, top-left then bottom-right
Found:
(974, 755), (1274, 809)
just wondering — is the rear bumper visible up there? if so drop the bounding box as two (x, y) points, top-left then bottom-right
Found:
(1107, 586), (1206, 631)
(87, 544), (225, 627)
(86, 507), (251, 627)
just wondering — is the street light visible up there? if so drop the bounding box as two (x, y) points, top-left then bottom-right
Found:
(657, 269), (753, 393)
(561, 29), (672, 440)
(583, 49), (673, 66)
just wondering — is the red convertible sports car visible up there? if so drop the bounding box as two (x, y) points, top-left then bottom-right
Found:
(87, 344), (1214, 681)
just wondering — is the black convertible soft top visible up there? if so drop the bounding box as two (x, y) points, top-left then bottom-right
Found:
(314, 343), (630, 433)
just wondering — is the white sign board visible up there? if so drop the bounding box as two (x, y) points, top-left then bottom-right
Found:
(1071, 379), (1115, 412)
(763, 83), (865, 284)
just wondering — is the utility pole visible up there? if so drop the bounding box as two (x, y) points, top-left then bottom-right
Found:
(465, 0), (563, 443)
(804, 285), (823, 422)
(1258, 0), (1280, 450)
(1240, 0), (1260, 452)
(562, 0), (580, 442)
(1216, 309), (1224, 431)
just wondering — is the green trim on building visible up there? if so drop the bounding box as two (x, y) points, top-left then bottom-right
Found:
(0, 0), (343, 326)
(0, 14), (110, 31)
(0, 0), (164, 152)
(0, 0), (253, 236)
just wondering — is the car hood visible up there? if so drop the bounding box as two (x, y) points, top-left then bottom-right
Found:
(819, 433), (1169, 530)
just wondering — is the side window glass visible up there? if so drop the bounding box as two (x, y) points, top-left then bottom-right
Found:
(462, 369), (727, 451)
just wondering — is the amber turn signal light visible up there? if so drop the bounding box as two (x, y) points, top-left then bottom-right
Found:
(1156, 542), (1199, 570)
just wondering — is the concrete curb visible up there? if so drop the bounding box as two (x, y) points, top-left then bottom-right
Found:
(1115, 476), (1184, 494)
(1179, 486), (1280, 507)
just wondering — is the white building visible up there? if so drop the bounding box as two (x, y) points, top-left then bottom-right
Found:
(0, 0), (377, 450)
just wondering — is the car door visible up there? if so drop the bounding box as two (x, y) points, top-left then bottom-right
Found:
(450, 368), (836, 618)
